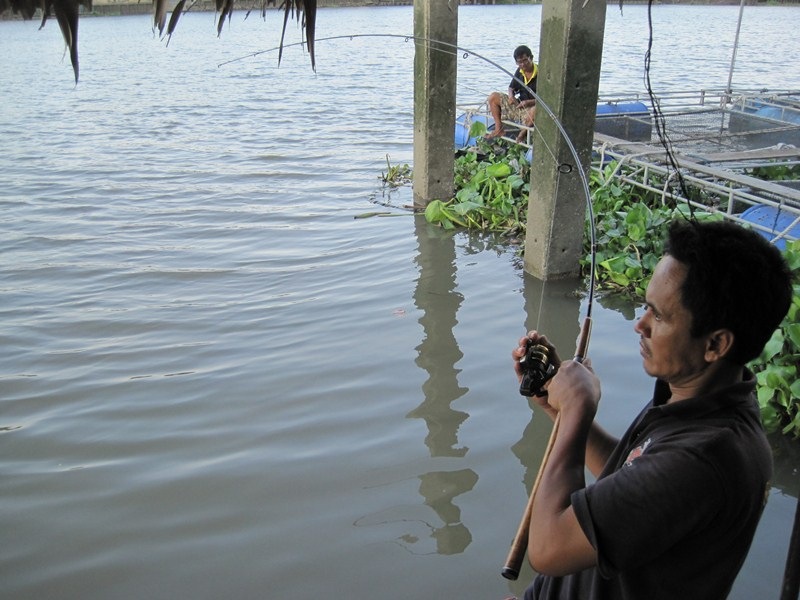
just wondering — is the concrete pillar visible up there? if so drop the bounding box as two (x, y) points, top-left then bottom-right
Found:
(524, 0), (606, 279)
(412, 0), (458, 207)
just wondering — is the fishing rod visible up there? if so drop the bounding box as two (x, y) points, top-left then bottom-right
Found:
(223, 32), (599, 582)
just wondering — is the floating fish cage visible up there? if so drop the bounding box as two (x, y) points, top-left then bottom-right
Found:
(592, 89), (800, 247)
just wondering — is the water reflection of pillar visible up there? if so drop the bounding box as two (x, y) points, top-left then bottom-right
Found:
(406, 217), (476, 556)
(408, 218), (468, 458)
(417, 469), (477, 555)
(511, 271), (583, 492)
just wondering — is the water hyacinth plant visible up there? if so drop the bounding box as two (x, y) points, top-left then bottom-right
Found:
(425, 123), (530, 236)
(584, 160), (721, 298)
(751, 240), (800, 437)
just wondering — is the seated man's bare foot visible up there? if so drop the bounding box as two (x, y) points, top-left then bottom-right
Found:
(484, 128), (505, 140)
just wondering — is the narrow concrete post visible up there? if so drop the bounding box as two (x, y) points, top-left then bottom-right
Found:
(412, 0), (458, 207)
(524, 0), (606, 279)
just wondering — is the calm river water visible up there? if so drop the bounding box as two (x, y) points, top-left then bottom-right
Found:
(2, 4), (800, 599)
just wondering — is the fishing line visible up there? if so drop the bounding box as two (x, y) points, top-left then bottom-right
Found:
(221, 32), (597, 314)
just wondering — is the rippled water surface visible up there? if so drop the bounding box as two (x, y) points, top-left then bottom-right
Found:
(1, 5), (799, 599)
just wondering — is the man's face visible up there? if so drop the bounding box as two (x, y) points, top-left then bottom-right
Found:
(515, 54), (533, 70)
(634, 256), (710, 385)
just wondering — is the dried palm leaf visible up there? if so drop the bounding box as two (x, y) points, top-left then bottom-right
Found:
(165, 0), (186, 45)
(1, 0), (326, 80)
(46, 0), (84, 83)
(216, 0), (233, 36)
(3, 0), (89, 82)
(274, 0), (314, 71)
(153, 0), (168, 36)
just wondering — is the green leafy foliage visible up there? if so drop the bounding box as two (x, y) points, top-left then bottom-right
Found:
(424, 137), (530, 236)
(750, 239), (800, 438)
(584, 161), (720, 298)
(380, 154), (412, 186)
(745, 163), (800, 182)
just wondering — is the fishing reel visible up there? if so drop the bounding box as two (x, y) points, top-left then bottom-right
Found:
(519, 340), (556, 397)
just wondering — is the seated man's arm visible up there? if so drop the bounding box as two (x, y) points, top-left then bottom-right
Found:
(506, 86), (517, 103)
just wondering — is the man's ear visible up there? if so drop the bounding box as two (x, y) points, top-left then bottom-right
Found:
(705, 329), (735, 361)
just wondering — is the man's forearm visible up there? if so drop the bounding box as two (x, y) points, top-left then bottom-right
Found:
(534, 404), (615, 477)
(529, 407), (598, 575)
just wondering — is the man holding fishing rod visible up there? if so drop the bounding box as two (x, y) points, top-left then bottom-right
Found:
(509, 219), (792, 600)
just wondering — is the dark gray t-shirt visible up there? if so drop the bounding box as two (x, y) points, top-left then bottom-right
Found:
(525, 373), (771, 600)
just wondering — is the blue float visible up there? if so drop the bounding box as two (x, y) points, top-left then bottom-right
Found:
(739, 205), (800, 250)
(455, 113), (492, 148)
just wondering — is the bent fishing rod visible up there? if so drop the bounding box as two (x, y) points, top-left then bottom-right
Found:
(223, 32), (599, 581)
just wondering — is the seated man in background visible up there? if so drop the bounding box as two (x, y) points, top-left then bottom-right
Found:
(486, 45), (538, 142)
(512, 218), (792, 600)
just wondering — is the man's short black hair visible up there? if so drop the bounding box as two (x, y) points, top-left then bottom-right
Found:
(664, 218), (792, 365)
(513, 45), (533, 60)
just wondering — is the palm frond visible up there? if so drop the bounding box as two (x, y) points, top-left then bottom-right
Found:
(0, 0), (319, 81)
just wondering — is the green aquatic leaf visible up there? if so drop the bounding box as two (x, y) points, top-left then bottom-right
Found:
(424, 200), (446, 223)
(469, 120), (488, 139)
(453, 200), (484, 216)
(785, 323), (800, 350)
(760, 402), (780, 432)
(455, 188), (483, 205)
(486, 163), (512, 178)
(761, 329), (785, 361)
(508, 174), (526, 190)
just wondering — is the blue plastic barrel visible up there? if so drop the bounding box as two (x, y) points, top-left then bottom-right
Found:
(739, 205), (800, 250)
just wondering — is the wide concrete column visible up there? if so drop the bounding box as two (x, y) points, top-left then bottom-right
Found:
(412, 0), (458, 207)
(524, 0), (606, 279)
